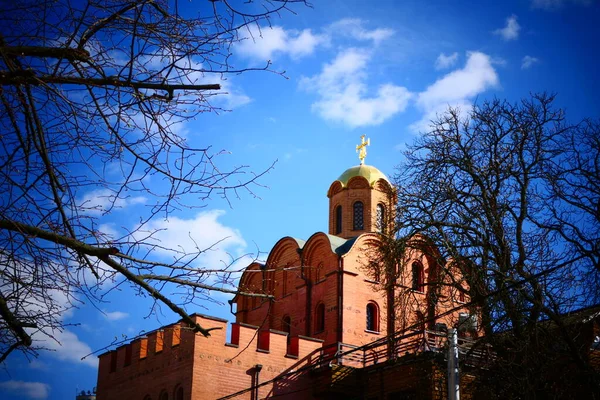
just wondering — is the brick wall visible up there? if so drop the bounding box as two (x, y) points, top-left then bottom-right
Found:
(96, 319), (195, 400)
(96, 314), (324, 400)
(236, 229), (473, 351)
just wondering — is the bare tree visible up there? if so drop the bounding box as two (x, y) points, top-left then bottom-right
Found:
(544, 119), (600, 302)
(0, 0), (308, 364)
(393, 94), (600, 397)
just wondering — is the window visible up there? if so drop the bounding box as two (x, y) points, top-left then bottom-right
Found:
(411, 262), (424, 292)
(159, 390), (168, 400)
(175, 387), (183, 400)
(353, 201), (364, 230)
(315, 303), (325, 333)
(366, 302), (379, 332)
(335, 205), (342, 234)
(376, 204), (385, 233)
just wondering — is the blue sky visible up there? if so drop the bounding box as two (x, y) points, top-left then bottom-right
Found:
(2, 0), (600, 399)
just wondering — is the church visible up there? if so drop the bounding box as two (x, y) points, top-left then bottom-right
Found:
(95, 137), (474, 399)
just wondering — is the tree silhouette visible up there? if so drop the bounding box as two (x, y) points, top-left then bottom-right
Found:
(0, 0), (307, 363)
(392, 94), (600, 397)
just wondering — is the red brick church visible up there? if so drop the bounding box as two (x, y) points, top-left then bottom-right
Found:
(96, 139), (473, 399)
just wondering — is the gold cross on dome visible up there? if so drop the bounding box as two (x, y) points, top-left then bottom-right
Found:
(356, 135), (370, 165)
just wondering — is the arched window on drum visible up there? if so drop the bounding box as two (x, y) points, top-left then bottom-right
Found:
(353, 201), (364, 230)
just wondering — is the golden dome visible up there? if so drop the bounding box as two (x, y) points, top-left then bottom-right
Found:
(335, 164), (390, 187)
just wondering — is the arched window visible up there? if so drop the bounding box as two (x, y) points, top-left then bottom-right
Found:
(376, 204), (385, 233)
(315, 303), (325, 333)
(173, 386), (183, 400)
(335, 205), (342, 234)
(411, 262), (424, 292)
(159, 390), (168, 400)
(353, 201), (364, 230)
(366, 302), (380, 332)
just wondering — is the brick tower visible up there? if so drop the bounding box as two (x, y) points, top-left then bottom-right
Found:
(327, 135), (395, 239)
(96, 136), (473, 400)
(327, 164), (395, 239)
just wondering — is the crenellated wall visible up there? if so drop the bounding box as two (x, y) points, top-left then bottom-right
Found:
(96, 313), (324, 400)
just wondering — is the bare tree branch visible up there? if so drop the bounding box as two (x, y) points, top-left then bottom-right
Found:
(0, 0), (308, 363)
(390, 94), (600, 396)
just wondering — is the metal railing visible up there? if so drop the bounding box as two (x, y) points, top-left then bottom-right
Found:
(313, 329), (495, 370)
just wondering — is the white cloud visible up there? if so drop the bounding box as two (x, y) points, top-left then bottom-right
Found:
(435, 52), (459, 70)
(127, 210), (253, 301)
(221, 87), (252, 109)
(97, 223), (119, 241)
(394, 142), (408, 152)
(494, 15), (521, 41)
(417, 52), (499, 110)
(412, 51), (499, 132)
(28, 359), (48, 370)
(0, 257), (76, 323)
(33, 329), (97, 368)
(182, 60), (253, 109)
(301, 48), (412, 127)
(1, 256), (97, 368)
(237, 26), (325, 61)
(236, 19), (394, 63)
(133, 210), (247, 267)
(77, 188), (146, 215)
(531, 0), (592, 10)
(103, 310), (129, 321)
(327, 19), (394, 44)
(0, 381), (50, 399)
(491, 56), (508, 67)
(142, 55), (252, 110)
(521, 55), (540, 69)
